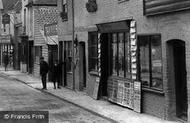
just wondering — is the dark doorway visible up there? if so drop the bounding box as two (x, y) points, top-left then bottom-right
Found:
(63, 41), (72, 87)
(100, 33), (109, 96)
(28, 41), (34, 74)
(79, 42), (86, 90)
(168, 40), (187, 120)
(59, 41), (63, 86)
(48, 45), (58, 81)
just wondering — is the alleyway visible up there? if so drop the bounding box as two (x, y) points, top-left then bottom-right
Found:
(0, 75), (114, 123)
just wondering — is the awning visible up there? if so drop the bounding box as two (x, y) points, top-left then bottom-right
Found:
(45, 35), (58, 45)
(96, 20), (130, 33)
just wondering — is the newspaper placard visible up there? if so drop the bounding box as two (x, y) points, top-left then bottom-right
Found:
(133, 81), (141, 113)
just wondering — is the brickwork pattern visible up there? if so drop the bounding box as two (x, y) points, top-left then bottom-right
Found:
(57, 0), (190, 121)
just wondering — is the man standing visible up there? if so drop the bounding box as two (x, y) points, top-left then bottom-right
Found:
(40, 57), (49, 90)
(52, 60), (61, 89)
(3, 52), (8, 71)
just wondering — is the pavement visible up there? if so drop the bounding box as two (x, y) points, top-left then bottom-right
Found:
(0, 72), (114, 123)
(0, 67), (183, 123)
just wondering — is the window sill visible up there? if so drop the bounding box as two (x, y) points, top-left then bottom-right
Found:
(67, 72), (73, 74)
(142, 87), (164, 96)
(118, 0), (129, 4)
(89, 71), (99, 76)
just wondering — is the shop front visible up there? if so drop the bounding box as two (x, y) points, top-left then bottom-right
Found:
(0, 35), (13, 68)
(88, 19), (141, 112)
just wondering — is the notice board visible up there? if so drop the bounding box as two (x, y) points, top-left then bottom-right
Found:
(133, 81), (141, 113)
(92, 77), (100, 99)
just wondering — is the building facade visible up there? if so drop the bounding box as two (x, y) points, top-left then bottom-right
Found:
(22, 0), (58, 77)
(57, 0), (189, 122)
(57, 0), (74, 88)
(0, 0), (18, 69)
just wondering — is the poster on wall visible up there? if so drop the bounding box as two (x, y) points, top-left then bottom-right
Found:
(92, 77), (100, 99)
(133, 81), (141, 113)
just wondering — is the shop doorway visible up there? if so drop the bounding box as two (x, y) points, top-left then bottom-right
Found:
(100, 33), (109, 97)
(167, 40), (187, 120)
(79, 42), (86, 90)
(48, 45), (58, 81)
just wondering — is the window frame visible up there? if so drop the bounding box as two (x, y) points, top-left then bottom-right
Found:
(110, 32), (131, 78)
(64, 41), (72, 73)
(88, 32), (98, 74)
(137, 34), (163, 91)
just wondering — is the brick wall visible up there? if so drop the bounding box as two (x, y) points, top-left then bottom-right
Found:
(57, 0), (190, 121)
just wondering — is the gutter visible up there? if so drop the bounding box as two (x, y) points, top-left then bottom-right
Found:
(72, 0), (75, 90)
(25, 2), (57, 7)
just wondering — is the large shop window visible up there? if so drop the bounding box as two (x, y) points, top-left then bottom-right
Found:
(111, 32), (131, 78)
(64, 41), (72, 73)
(138, 35), (163, 90)
(88, 32), (98, 73)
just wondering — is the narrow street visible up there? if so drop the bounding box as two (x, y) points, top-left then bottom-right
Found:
(0, 75), (114, 123)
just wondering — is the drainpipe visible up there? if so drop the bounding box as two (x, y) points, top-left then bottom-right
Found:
(72, 0), (75, 90)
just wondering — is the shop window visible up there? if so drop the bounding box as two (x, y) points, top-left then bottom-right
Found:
(111, 32), (131, 78)
(138, 35), (163, 90)
(64, 41), (72, 73)
(88, 32), (98, 73)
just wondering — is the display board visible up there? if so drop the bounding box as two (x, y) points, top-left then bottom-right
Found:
(92, 77), (100, 99)
(133, 81), (141, 113)
(108, 77), (134, 109)
(107, 20), (141, 112)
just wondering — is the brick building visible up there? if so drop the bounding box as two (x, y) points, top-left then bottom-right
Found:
(57, 0), (189, 122)
(22, 0), (58, 77)
(0, 0), (18, 69)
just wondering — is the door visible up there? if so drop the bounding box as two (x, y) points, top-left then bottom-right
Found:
(48, 45), (58, 81)
(64, 41), (72, 87)
(28, 41), (34, 74)
(100, 33), (109, 96)
(79, 42), (86, 90)
(173, 41), (187, 120)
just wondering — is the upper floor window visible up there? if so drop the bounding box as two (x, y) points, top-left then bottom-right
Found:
(61, 0), (68, 21)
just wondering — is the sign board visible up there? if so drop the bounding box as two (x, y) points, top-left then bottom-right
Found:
(2, 14), (10, 24)
(108, 78), (134, 109)
(92, 77), (100, 99)
(0, 35), (11, 44)
(44, 23), (57, 36)
(133, 81), (141, 113)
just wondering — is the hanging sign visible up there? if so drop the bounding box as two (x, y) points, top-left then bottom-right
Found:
(92, 33), (101, 99)
(0, 35), (11, 44)
(44, 23), (57, 36)
(2, 14), (10, 24)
